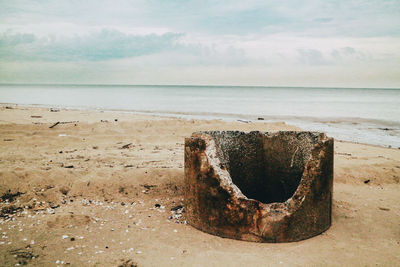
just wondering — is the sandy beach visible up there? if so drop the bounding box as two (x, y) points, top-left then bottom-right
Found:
(0, 104), (399, 266)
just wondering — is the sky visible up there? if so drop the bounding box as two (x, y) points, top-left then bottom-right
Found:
(0, 0), (399, 88)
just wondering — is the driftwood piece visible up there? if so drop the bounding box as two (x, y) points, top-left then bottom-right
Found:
(120, 143), (133, 149)
(49, 121), (79, 128)
(49, 122), (60, 128)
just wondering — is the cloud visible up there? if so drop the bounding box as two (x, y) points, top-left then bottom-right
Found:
(0, 0), (399, 87)
(297, 49), (327, 65)
(331, 47), (358, 61)
(0, 28), (253, 65)
(0, 30), (183, 61)
(1, 1), (399, 37)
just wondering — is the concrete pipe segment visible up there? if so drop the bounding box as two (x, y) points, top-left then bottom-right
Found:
(184, 131), (334, 242)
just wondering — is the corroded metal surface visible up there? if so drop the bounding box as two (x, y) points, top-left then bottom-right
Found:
(184, 131), (334, 242)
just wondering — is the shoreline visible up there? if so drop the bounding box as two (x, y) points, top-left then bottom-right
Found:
(0, 103), (400, 149)
(3, 101), (399, 125)
(1, 102), (398, 149)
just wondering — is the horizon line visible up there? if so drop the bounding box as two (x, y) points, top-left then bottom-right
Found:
(0, 82), (399, 90)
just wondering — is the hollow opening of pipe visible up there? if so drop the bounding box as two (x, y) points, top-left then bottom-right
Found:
(210, 132), (314, 204)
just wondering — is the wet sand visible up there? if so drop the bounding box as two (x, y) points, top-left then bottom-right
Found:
(0, 105), (399, 266)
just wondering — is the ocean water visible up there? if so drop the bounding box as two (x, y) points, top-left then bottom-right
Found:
(1, 84), (400, 148)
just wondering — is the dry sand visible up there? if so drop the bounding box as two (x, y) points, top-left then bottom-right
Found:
(0, 104), (399, 266)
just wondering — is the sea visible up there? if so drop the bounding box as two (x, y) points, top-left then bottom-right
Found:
(1, 84), (400, 148)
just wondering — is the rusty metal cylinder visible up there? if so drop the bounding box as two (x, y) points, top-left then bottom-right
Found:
(184, 131), (334, 242)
